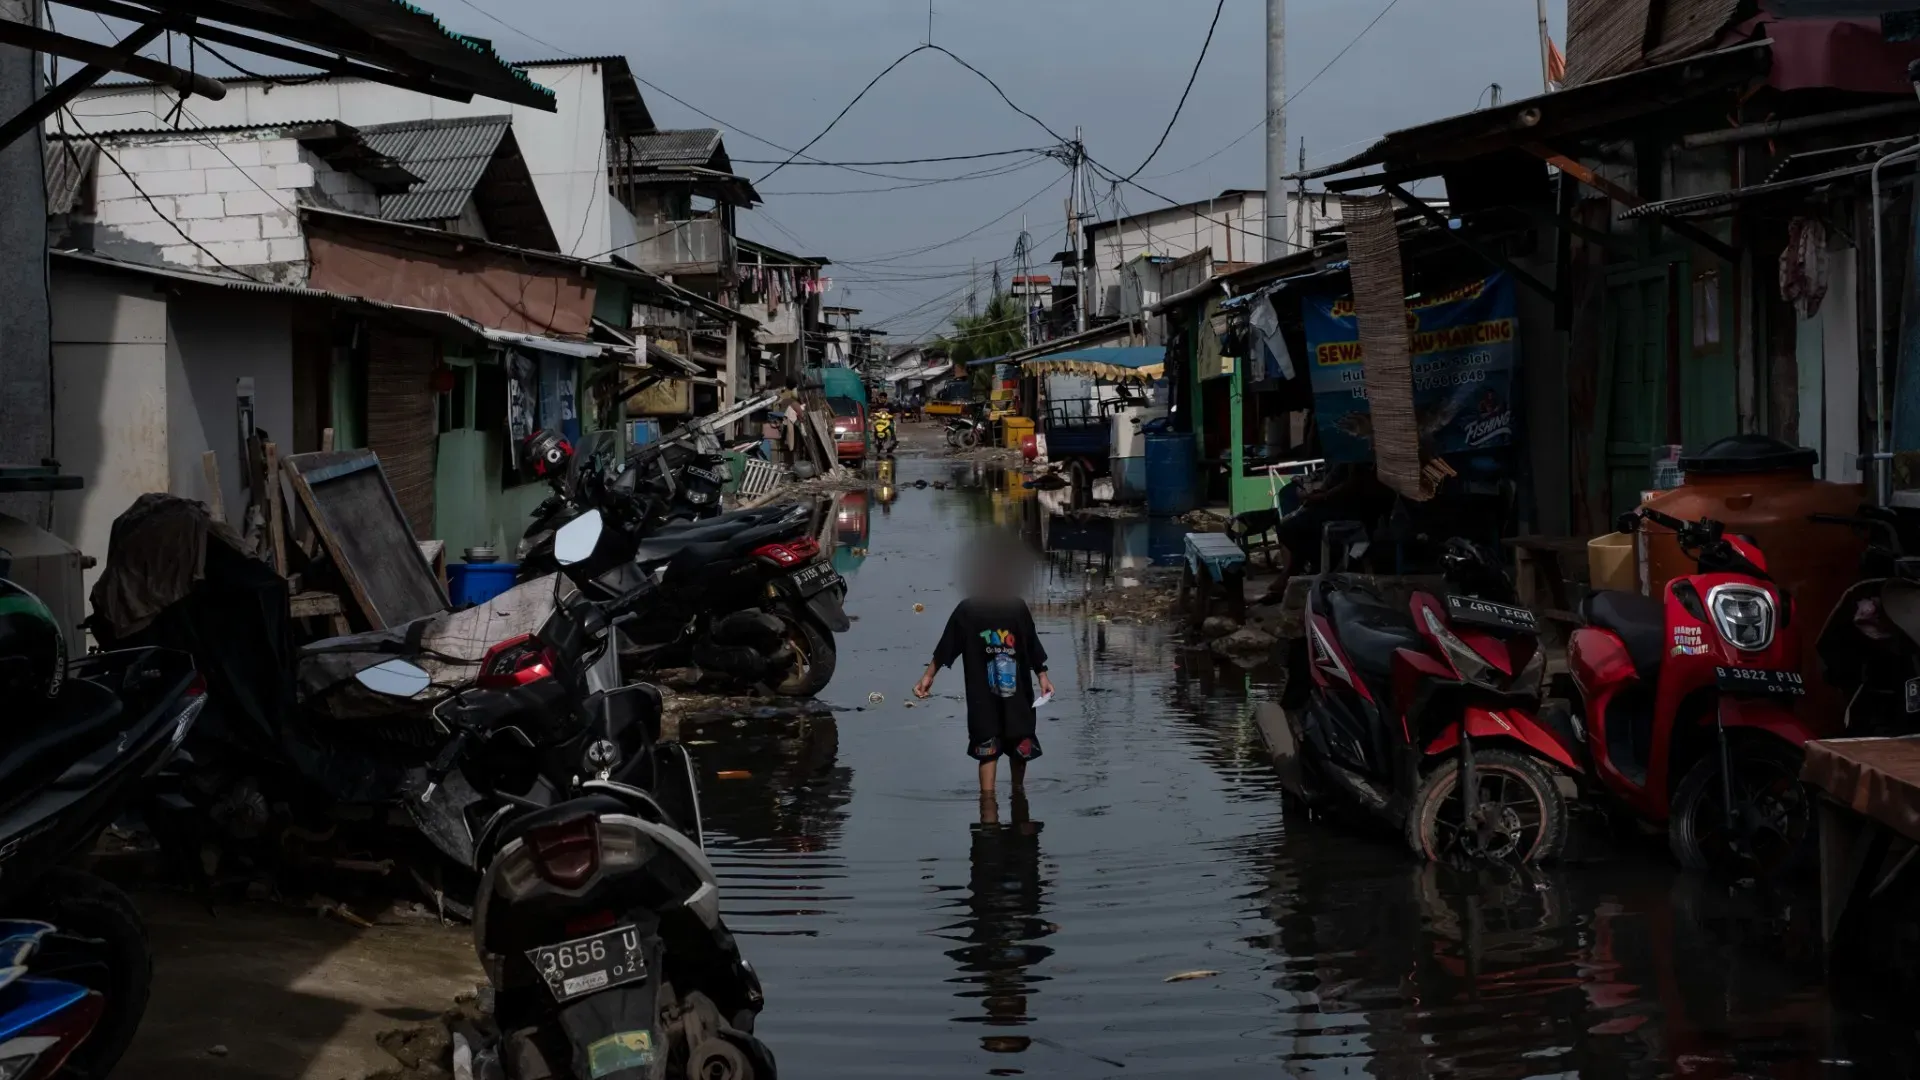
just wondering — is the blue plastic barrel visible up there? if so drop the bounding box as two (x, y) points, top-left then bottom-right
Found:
(1145, 433), (1198, 517)
(449, 562), (520, 607)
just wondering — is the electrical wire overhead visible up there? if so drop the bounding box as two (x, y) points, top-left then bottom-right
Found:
(1116, 0), (1226, 182)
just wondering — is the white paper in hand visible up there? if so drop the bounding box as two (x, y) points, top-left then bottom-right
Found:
(1032, 691), (1054, 710)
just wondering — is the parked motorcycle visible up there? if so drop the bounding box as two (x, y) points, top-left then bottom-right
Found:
(1815, 506), (1920, 738)
(561, 506), (846, 697)
(0, 639), (206, 1077)
(1565, 506), (1817, 875)
(1273, 539), (1579, 864)
(356, 515), (773, 1079)
(944, 416), (984, 450)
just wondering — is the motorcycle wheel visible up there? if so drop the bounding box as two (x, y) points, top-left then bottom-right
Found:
(1669, 734), (1812, 878)
(14, 869), (153, 1077)
(770, 608), (837, 698)
(1406, 749), (1568, 864)
(960, 426), (981, 450)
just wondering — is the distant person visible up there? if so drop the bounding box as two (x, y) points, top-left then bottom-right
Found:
(914, 532), (1054, 796)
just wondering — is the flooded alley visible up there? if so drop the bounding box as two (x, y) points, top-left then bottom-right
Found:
(682, 458), (1919, 1079)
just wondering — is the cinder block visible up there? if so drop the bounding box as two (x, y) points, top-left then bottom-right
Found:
(93, 172), (139, 203)
(202, 239), (272, 266)
(265, 237), (307, 264)
(133, 169), (205, 197)
(94, 196), (164, 226)
(223, 190), (288, 217)
(187, 216), (261, 243)
(204, 166), (281, 193)
(275, 162), (316, 189)
(173, 193), (227, 219)
(190, 140), (262, 169)
(258, 140), (303, 166)
(119, 144), (192, 173)
(259, 212), (300, 239)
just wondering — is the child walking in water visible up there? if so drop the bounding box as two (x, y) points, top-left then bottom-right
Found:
(914, 534), (1055, 795)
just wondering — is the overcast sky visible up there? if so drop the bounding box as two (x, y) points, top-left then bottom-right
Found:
(114, 0), (1570, 341)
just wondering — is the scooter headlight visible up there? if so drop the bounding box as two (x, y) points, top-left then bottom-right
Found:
(1708, 584), (1775, 652)
(1422, 608), (1502, 691)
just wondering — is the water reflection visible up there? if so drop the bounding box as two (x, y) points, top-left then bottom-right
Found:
(692, 711), (853, 862)
(942, 791), (1053, 1053)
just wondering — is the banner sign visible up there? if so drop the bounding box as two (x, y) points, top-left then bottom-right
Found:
(1302, 272), (1518, 463)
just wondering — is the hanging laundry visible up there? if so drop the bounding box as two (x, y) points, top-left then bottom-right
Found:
(1780, 217), (1829, 320)
(1247, 288), (1295, 381)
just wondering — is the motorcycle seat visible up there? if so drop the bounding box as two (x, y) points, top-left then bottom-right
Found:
(1324, 588), (1425, 677)
(1580, 590), (1668, 681)
(0, 678), (126, 798)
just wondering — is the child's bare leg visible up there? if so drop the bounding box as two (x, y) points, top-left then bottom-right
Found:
(977, 757), (997, 795)
(978, 790), (999, 825)
(1009, 756), (1027, 792)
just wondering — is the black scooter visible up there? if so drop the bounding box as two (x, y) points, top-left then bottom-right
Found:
(0, 644), (206, 1078)
(355, 516), (772, 1079)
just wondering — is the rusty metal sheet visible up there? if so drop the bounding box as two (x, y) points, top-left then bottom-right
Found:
(306, 231), (594, 338)
(1803, 736), (1920, 844)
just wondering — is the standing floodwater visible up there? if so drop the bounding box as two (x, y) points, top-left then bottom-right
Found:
(679, 458), (1916, 1078)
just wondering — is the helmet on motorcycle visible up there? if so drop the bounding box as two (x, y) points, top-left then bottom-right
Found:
(525, 429), (574, 481)
(0, 577), (65, 707)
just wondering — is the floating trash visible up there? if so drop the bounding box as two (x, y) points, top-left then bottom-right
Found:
(913, 603), (925, 613)
(868, 691), (885, 704)
(715, 770), (752, 780)
(1164, 970), (1222, 983)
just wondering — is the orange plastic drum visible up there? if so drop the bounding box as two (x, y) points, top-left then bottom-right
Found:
(1639, 435), (1865, 733)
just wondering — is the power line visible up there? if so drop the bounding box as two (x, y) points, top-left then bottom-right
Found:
(759, 155), (1047, 197)
(755, 45), (935, 184)
(1117, 0), (1226, 182)
(734, 147), (1049, 167)
(1143, 0), (1406, 181)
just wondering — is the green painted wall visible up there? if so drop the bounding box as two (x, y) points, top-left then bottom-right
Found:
(435, 428), (549, 560)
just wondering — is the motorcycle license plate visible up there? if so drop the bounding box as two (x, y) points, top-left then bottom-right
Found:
(527, 925), (647, 1003)
(1714, 666), (1807, 697)
(687, 465), (726, 485)
(1905, 676), (1920, 714)
(789, 562), (842, 597)
(1446, 595), (1538, 633)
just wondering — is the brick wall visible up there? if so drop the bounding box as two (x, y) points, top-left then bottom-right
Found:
(88, 130), (380, 283)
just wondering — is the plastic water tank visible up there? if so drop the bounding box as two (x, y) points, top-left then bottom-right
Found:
(1145, 433), (1198, 517)
(448, 562), (521, 608)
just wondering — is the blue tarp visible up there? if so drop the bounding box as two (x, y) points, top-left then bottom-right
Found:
(1023, 345), (1164, 369)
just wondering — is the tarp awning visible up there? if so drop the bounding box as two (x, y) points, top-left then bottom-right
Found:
(1020, 345), (1165, 382)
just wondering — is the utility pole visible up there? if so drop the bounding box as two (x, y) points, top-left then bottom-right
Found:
(1071, 126), (1087, 333)
(1265, 0), (1287, 258)
(1294, 137), (1307, 254)
(1536, 0), (1553, 93)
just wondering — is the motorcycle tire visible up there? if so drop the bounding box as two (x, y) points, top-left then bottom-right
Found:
(960, 427), (981, 450)
(769, 608), (837, 698)
(1669, 734), (1812, 878)
(14, 869), (153, 1077)
(1406, 749), (1568, 865)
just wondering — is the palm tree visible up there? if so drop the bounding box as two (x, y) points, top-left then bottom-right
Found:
(940, 293), (1027, 392)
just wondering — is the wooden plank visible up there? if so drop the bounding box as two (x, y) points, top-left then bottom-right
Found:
(263, 441), (287, 577)
(200, 451), (226, 524)
(283, 449), (449, 630)
(1523, 143), (1738, 264)
(321, 426), (335, 452)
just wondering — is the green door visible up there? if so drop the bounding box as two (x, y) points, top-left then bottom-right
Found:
(1598, 265), (1669, 520)
(1594, 252), (1738, 521)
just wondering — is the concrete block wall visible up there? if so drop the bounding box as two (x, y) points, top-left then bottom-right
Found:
(89, 129), (374, 283)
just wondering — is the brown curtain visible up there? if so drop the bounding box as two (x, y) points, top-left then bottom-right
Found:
(1340, 194), (1428, 501)
(366, 327), (439, 539)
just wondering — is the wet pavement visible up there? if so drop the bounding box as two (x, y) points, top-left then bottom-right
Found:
(684, 456), (1920, 1079)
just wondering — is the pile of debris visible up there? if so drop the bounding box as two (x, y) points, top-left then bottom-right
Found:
(1081, 568), (1182, 624)
(1195, 599), (1289, 660)
(364, 987), (494, 1080)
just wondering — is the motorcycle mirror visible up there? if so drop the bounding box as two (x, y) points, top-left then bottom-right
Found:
(555, 510), (605, 567)
(355, 659), (432, 698)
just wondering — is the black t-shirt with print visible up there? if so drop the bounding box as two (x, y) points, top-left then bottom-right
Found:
(932, 597), (1049, 727)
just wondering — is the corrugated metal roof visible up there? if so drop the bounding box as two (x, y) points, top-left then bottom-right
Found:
(627, 129), (722, 168)
(45, 141), (97, 216)
(359, 115), (511, 223)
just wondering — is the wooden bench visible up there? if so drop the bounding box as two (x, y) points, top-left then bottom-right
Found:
(1178, 531), (1248, 626)
(1802, 736), (1920, 955)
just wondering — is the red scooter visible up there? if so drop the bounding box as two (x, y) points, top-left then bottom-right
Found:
(1271, 540), (1582, 864)
(1565, 506), (1817, 874)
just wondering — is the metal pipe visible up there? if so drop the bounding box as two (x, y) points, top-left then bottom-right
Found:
(1683, 100), (1920, 150)
(0, 19), (226, 101)
(1871, 141), (1920, 504)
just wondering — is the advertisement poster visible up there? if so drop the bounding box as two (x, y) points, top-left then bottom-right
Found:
(1303, 272), (1518, 463)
